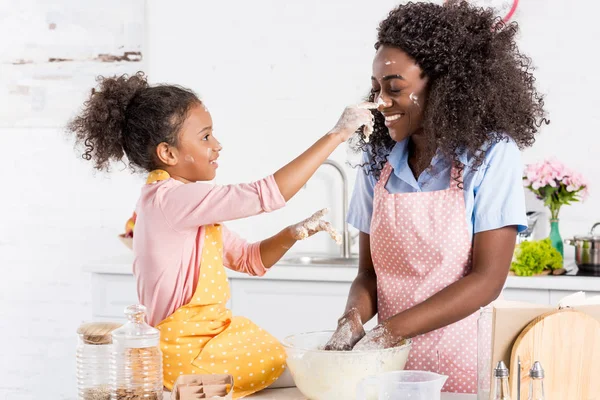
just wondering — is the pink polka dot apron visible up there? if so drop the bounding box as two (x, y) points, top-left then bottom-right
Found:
(370, 162), (477, 393)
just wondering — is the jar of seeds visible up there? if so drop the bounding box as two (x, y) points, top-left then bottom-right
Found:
(76, 322), (122, 400)
(110, 304), (163, 400)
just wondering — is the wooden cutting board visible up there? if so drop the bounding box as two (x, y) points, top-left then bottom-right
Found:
(510, 309), (600, 400)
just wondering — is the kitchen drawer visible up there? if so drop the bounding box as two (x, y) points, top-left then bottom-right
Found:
(229, 279), (376, 341)
(91, 273), (138, 319)
(502, 288), (550, 305)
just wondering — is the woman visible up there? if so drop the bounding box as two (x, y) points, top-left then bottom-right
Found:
(324, 1), (547, 393)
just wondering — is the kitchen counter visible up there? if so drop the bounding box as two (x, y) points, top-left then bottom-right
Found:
(163, 387), (476, 399)
(85, 253), (600, 292)
(84, 252), (600, 340)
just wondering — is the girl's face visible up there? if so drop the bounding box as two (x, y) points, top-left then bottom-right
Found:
(371, 46), (429, 142)
(159, 102), (222, 182)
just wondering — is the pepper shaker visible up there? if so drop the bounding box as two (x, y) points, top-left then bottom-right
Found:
(493, 361), (511, 400)
(528, 361), (545, 400)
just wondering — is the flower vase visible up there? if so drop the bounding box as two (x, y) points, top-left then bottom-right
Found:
(549, 219), (564, 259)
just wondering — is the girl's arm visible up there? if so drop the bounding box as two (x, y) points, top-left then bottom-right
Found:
(222, 209), (343, 274)
(274, 102), (377, 201)
(160, 104), (376, 230)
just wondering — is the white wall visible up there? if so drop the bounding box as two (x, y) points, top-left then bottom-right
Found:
(146, 0), (600, 258)
(515, 0), (600, 244)
(145, 0), (430, 255)
(1, 1), (144, 399)
(2, 0), (600, 399)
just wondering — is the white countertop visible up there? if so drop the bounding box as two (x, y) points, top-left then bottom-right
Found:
(85, 253), (600, 292)
(163, 387), (476, 399)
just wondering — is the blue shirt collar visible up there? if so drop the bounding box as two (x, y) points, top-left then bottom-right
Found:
(388, 139), (470, 188)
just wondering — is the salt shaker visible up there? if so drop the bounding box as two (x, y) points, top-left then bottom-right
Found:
(76, 322), (122, 400)
(528, 361), (545, 400)
(110, 304), (163, 400)
(493, 361), (511, 400)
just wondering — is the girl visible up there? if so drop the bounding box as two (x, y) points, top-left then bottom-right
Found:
(324, 1), (548, 394)
(69, 72), (375, 397)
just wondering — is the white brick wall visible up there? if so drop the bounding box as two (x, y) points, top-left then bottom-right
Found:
(2, 1), (600, 399)
(145, 0), (600, 253)
(1, 1), (144, 399)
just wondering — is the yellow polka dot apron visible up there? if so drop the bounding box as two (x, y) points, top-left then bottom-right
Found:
(148, 170), (286, 398)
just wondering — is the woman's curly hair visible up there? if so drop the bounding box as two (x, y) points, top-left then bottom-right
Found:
(357, 0), (548, 179)
(68, 71), (201, 171)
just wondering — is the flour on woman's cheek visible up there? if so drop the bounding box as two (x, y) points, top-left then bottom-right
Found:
(409, 92), (420, 108)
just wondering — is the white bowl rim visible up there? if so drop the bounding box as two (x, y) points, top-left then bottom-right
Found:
(282, 330), (412, 355)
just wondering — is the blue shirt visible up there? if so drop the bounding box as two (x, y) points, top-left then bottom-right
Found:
(347, 138), (528, 239)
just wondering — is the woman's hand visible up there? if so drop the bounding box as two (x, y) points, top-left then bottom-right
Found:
(323, 308), (366, 351)
(328, 102), (377, 143)
(289, 208), (342, 244)
(353, 322), (406, 351)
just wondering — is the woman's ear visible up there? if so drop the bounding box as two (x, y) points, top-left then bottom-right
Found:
(156, 142), (179, 166)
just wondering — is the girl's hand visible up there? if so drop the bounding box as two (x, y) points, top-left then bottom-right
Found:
(328, 102), (377, 143)
(323, 308), (366, 351)
(352, 322), (406, 351)
(289, 208), (342, 244)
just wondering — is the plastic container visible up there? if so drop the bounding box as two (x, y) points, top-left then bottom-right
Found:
(282, 331), (412, 400)
(357, 370), (447, 400)
(110, 304), (163, 400)
(77, 322), (122, 400)
(478, 306), (493, 400)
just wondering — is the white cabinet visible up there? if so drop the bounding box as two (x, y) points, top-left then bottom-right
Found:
(85, 258), (600, 328)
(90, 272), (138, 323)
(228, 278), (376, 341)
(502, 288), (550, 304)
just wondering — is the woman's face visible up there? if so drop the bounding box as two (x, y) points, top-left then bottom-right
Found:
(371, 46), (429, 142)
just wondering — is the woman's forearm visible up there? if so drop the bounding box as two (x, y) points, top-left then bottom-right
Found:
(386, 227), (516, 338)
(344, 270), (379, 324)
(386, 271), (503, 338)
(344, 232), (378, 324)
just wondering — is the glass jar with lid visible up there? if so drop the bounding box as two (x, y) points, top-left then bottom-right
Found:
(76, 321), (122, 400)
(110, 304), (163, 400)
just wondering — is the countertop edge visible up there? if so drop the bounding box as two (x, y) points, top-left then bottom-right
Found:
(83, 257), (600, 291)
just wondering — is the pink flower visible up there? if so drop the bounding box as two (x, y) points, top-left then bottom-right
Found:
(523, 158), (589, 204)
(563, 171), (589, 195)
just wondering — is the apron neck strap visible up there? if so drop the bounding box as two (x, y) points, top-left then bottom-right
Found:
(377, 159), (464, 190)
(376, 162), (394, 188)
(146, 169), (170, 184)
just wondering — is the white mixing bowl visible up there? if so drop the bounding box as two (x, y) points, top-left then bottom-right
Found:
(282, 331), (412, 400)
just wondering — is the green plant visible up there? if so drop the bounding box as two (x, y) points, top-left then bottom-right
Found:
(511, 238), (563, 277)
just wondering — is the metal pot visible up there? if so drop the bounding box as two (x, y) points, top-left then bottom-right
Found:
(564, 222), (600, 271)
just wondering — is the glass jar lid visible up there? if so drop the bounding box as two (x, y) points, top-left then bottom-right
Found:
(77, 322), (122, 345)
(111, 304), (160, 348)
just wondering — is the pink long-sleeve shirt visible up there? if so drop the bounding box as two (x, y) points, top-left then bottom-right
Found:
(132, 175), (286, 326)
